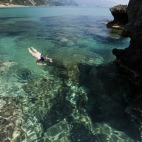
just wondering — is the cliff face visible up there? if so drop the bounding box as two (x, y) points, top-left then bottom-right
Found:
(0, 0), (45, 6)
(110, 1), (142, 139)
(106, 5), (128, 29)
(0, 0), (78, 6)
(113, 0), (142, 81)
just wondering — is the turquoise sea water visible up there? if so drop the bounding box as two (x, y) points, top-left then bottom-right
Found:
(0, 6), (139, 142)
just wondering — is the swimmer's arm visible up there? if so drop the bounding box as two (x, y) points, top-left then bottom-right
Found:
(45, 57), (53, 62)
(36, 60), (46, 66)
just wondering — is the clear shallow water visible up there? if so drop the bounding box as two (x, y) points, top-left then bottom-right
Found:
(0, 6), (138, 142)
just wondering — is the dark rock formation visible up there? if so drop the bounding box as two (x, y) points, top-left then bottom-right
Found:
(112, 1), (142, 140)
(112, 0), (142, 84)
(107, 4), (128, 29)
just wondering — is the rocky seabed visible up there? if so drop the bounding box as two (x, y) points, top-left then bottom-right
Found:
(0, 59), (141, 142)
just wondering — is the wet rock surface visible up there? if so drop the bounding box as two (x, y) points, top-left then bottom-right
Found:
(112, 1), (142, 140)
(113, 0), (142, 82)
(107, 4), (128, 29)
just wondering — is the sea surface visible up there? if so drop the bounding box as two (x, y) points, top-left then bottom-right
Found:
(0, 6), (139, 142)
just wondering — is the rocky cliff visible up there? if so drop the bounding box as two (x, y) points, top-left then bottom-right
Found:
(0, 0), (45, 6)
(0, 0), (78, 6)
(112, 0), (142, 84)
(106, 4), (128, 29)
(112, 1), (142, 138)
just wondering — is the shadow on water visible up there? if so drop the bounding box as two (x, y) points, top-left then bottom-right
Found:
(32, 59), (140, 142)
(77, 62), (141, 141)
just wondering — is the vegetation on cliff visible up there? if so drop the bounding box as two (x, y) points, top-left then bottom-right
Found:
(0, 0), (45, 6)
(0, 0), (78, 6)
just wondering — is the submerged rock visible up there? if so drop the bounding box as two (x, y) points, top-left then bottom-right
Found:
(93, 123), (134, 142)
(0, 96), (23, 142)
(76, 62), (141, 141)
(49, 48), (104, 69)
(0, 60), (17, 75)
(17, 68), (32, 82)
(107, 4), (128, 29)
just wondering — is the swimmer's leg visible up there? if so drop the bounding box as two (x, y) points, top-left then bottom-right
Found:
(31, 47), (41, 54)
(28, 48), (36, 57)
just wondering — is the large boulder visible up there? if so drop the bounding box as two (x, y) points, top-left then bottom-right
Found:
(107, 4), (128, 29)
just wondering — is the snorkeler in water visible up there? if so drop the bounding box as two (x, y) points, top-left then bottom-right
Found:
(28, 47), (52, 65)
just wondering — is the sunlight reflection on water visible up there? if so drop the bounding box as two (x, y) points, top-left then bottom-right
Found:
(0, 6), (136, 142)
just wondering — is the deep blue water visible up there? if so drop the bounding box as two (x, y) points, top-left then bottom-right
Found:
(0, 6), (138, 142)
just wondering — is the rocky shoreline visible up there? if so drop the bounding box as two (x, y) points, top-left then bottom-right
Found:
(106, 4), (128, 29)
(107, 0), (142, 141)
(111, 0), (142, 85)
